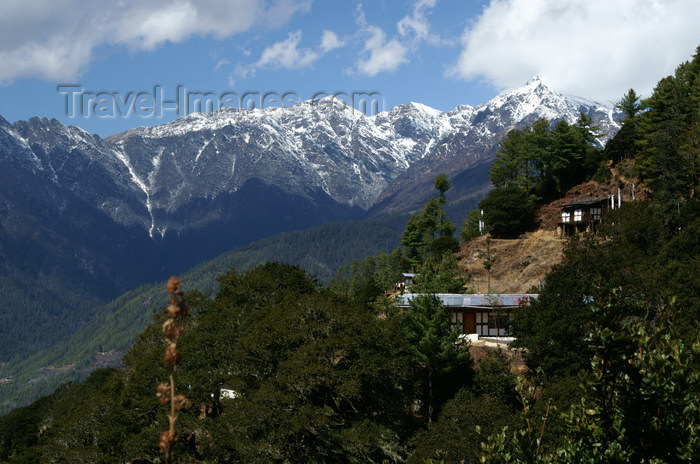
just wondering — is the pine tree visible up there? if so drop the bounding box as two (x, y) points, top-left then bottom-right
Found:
(400, 174), (457, 269)
(402, 295), (470, 423)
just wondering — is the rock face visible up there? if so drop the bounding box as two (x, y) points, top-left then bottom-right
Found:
(370, 77), (621, 214)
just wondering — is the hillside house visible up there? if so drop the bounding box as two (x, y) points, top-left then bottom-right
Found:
(558, 197), (611, 237)
(402, 273), (417, 286)
(395, 273), (418, 292)
(396, 293), (537, 337)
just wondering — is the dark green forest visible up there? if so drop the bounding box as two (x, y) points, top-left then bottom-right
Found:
(1, 47), (700, 463)
(0, 213), (409, 414)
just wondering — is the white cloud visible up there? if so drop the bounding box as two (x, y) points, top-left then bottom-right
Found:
(243, 28), (347, 75)
(320, 30), (345, 53)
(264, 0), (312, 27)
(451, 0), (700, 102)
(254, 30), (319, 70)
(234, 63), (252, 80)
(397, 0), (445, 46)
(215, 58), (230, 71)
(353, 0), (447, 77)
(356, 26), (409, 76)
(354, 3), (368, 29)
(0, 0), (311, 83)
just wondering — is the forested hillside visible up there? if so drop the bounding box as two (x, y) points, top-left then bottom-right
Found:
(0, 213), (408, 414)
(1, 47), (699, 463)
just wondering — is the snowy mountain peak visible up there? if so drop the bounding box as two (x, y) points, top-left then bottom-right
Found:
(524, 75), (548, 88)
(2, 77), (621, 237)
(400, 101), (443, 117)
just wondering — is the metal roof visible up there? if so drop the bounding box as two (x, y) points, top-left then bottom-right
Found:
(561, 197), (609, 207)
(396, 293), (538, 309)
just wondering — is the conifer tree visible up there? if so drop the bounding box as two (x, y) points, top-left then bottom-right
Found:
(402, 295), (470, 423)
(400, 174), (457, 269)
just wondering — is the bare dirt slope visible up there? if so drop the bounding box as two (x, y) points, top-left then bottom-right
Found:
(458, 229), (565, 294)
(537, 170), (649, 230)
(460, 174), (644, 294)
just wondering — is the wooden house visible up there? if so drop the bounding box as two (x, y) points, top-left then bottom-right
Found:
(557, 197), (611, 237)
(396, 293), (537, 337)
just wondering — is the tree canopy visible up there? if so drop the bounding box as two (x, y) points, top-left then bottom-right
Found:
(401, 174), (458, 269)
(489, 115), (602, 201)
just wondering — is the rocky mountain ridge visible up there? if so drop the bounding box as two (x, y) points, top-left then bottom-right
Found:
(2, 77), (620, 238)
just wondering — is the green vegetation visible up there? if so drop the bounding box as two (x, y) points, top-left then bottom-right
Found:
(2, 46), (700, 464)
(487, 46), (700, 462)
(402, 295), (471, 423)
(477, 185), (538, 238)
(0, 213), (408, 414)
(484, 292), (700, 463)
(401, 175), (459, 269)
(0, 263), (452, 463)
(490, 115), (602, 200)
(406, 351), (519, 464)
(462, 113), (603, 240)
(331, 174), (465, 306)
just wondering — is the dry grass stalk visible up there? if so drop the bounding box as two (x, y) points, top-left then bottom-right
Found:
(158, 276), (188, 464)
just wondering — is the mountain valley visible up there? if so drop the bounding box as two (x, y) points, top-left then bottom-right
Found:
(0, 77), (620, 411)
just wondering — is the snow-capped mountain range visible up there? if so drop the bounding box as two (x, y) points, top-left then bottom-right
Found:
(1, 76), (620, 244)
(0, 76), (621, 374)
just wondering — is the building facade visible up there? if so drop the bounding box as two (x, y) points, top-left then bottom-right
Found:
(396, 293), (538, 337)
(557, 197), (611, 237)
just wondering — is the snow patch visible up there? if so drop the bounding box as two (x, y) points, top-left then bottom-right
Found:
(112, 147), (155, 238)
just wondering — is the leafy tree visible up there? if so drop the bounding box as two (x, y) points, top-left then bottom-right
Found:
(434, 173), (451, 198)
(637, 47), (700, 202)
(401, 214), (427, 270)
(0, 388), (62, 462)
(617, 88), (642, 120)
(407, 388), (517, 464)
(650, 203), (700, 341)
(206, 277), (414, 463)
(512, 201), (668, 379)
(552, 114), (603, 192)
(329, 249), (405, 306)
(460, 208), (485, 242)
(490, 116), (602, 200)
(481, 291), (700, 463)
(606, 90), (642, 164)
(490, 123), (541, 192)
(471, 350), (520, 408)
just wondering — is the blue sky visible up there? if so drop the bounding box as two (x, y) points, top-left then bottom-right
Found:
(1, 0), (699, 136)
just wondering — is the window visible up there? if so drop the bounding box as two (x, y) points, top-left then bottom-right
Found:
(561, 211), (571, 223)
(487, 312), (498, 329)
(450, 312), (464, 333)
(591, 207), (602, 220)
(574, 209), (583, 222)
(488, 312), (510, 331)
